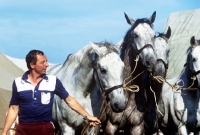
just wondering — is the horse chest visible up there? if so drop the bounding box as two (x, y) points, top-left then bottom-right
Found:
(173, 89), (200, 126)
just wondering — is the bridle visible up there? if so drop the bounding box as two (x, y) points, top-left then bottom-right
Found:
(155, 35), (169, 73)
(125, 30), (155, 57)
(133, 43), (155, 55)
(184, 51), (200, 77)
(156, 58), (169, 73)
(92, 53), (123, 96)
(184, 60), (200, 77)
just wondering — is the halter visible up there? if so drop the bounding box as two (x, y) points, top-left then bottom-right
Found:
(126, 33), (155, 57)
(92, 54), (123, 96)
(155, 35), (169, 73)
(184, 60), (200, 77)
(134, 43), (155, 55)
(93, 66), (123, 96)
(156, 59), (168, 70)
(128, 20), (155, 56)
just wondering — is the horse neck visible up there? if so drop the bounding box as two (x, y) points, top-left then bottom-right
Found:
(55, 47), (96, 95)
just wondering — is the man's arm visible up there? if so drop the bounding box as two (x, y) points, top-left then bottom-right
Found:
(64, 95), (101, 126)
(1, 105), (19, 135)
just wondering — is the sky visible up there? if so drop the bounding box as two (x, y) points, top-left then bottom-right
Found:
(0, 0), (199, 64)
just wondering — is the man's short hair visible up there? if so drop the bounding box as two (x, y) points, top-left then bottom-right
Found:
(26, 50), (44, 69)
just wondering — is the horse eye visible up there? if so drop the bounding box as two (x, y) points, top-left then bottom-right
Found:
(133, 34), (138, 38)
(100, 68), (107, 74)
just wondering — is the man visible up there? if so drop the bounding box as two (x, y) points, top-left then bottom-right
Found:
(1, 50), (101, 135)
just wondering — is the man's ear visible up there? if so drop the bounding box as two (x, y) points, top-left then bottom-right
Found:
(30, 62), (35, 69)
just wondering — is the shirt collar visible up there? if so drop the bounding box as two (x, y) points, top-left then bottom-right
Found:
(21, 71), (48, 81)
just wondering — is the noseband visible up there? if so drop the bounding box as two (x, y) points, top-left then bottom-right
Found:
(156, 59), (168, 70)
(92, 59), (123, 96)
(184, 61), (200, 77)
(128, 22), (155, 56)
(131, 42), (155, 56)
(93, 66), (123, 95)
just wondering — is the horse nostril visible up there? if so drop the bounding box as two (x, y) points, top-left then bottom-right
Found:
(146, 61), (150, 67)
(114, 103), (119, 110)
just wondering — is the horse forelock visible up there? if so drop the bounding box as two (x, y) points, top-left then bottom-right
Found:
(130, 18), (154, 31)
(157, 33), (168, 42)
(94, 41), (118, 55)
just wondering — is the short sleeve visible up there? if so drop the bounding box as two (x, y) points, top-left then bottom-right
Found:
(55, 78), (69, 99)
(10, 80), (19, 105)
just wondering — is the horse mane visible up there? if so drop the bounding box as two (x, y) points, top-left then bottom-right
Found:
(156, 32), (168, 42)
(94, 41), (118, 54)
(131, 18), (154, 31)
(61, 41), (118, 74)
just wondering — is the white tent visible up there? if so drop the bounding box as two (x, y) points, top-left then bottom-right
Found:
(163, 8), (200, 78)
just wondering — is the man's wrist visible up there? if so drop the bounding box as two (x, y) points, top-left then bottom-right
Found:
(83, 113), (89, 121)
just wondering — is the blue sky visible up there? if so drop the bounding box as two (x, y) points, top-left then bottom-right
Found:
(0, 0), (199, 64)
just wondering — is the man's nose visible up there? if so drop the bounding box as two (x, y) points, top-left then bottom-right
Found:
(45, 62), (49, 67)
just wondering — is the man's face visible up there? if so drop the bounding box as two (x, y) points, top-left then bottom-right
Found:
(31, 54), (49, 75)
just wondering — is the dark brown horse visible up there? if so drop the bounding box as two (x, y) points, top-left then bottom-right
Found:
(100, 11), (157, 135)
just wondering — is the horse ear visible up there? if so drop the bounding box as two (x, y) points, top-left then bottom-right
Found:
(90, 41), (99, 54)
(115, 39), (123, 51)
(89, 40), (106, 56)
(165, 26), (171, 40)
(190, 36), (196, 47)
(149, 11), (156, 24)
(124, 12), (135, 26)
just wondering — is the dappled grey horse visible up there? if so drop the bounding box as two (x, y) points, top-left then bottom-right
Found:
(100, 11), (157, 135)
(47, 41), (126, 135)
(157, 36), (200, 135)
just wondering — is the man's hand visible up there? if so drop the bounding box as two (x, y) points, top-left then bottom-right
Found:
(86, 115), (101, 126)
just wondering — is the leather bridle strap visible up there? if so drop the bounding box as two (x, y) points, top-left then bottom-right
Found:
(93, 66), (123, 96)
(131, 43), (154, 55)
(193, 70), (200, 76)
(184, 61), (200, 76)
(105, 84), (123, 95)
(157, 59), (168, 70)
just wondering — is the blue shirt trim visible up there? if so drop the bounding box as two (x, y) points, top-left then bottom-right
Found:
(10, 72), (69, 122)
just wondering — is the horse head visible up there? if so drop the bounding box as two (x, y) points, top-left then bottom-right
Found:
(187, 36), (200, 88)
(154, 26), (171, 77)
(90, 41), (126, 112)
(123, 11), (157, 72)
